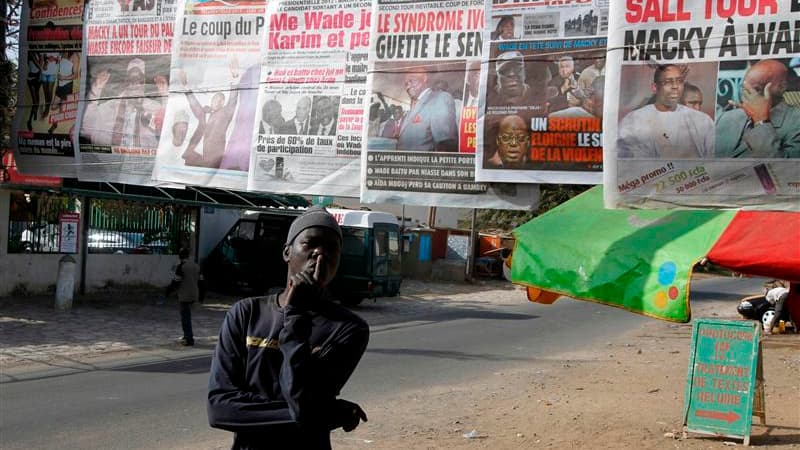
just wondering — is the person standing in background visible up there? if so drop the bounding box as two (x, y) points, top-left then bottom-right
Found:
(680, 82), (704, 111)
(463, 60), (481, 108)
(166, 248), (203, 346)
(26, 53), (43, 131)
(48, 51), (80, 134)
(40, 49), (59, 119)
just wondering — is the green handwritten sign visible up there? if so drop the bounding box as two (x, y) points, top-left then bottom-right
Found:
(683, 319), (762, 444)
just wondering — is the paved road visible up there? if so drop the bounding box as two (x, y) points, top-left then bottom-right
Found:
(0, 277), (764, 449)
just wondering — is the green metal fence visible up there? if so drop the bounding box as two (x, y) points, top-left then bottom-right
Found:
(7, 190), (196, 254)
(88, 199), (195, 254)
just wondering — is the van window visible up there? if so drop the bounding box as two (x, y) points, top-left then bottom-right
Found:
(374, 228), (399, 257)
(374, 229), (388, 257)
(388, 230), (401, 274)
(234, 221), (256, 240)
(342, 229), (367, 256)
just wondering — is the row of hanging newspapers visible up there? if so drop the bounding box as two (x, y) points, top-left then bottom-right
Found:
(13, 0), (800, 210)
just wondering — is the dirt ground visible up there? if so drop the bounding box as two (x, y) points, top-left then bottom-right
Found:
(331, 284), (800, 450)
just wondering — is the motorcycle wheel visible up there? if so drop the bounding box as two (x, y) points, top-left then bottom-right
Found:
(762, 310), (776, 333)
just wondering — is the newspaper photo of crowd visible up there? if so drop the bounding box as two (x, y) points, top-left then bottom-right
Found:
(562, 8), (598, 37)
(79, 55), (170, 150)
(482, 44), (606, 170)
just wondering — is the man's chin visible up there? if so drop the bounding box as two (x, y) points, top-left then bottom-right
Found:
(656, 100), (679, 110)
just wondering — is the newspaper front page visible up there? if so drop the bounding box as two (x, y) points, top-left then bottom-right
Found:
(361, 0), (539, 208)
(475, 0), (607, 184)
(151, 0), (267, 189)
(246, 0), (371, 197)
(13, 0), (85, 177)
(76, 0), (178, 185)
(604, 0), (800, 210)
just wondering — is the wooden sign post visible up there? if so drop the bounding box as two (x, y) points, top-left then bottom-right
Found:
(683, 319), (765, 445)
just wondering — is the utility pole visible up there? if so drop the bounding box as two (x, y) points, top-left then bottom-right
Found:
(465, 208), (477, 282)
(427, 206), (436, 228)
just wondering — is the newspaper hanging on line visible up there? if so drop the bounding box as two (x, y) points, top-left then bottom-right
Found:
(151, 0), (267, 189)
(75, 0), (178, 185)
(604, 0), (800, 210)
(475, 0), (607, 184)
(246, 0), (371, 197)
(361, 0), (539, 209)
(13, 0), (85, 177)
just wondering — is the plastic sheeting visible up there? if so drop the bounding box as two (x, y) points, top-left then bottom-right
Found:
(707, 211), (800, 283)
(511, 186), (734, 322)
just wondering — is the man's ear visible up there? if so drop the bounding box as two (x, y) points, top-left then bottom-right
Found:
(283, 244), (291, 263)
(651, 83), (658, 95)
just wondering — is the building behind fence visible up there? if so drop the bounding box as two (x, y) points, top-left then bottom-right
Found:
(7, 190), (195, 255)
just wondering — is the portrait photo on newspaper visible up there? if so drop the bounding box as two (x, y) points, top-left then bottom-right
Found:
(616, 61), (718, 160)
(367, 60), (467, 153)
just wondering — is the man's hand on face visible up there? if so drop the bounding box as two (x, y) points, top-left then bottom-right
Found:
(560, 77), (578, 95)
(560, 77), (571, 93)
(285, 255), (324, 309)
(730, 81), (772, 123)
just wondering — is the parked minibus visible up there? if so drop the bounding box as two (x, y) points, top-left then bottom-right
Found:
(204, 208), (401, 304)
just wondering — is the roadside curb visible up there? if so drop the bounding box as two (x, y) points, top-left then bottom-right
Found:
(1, 345), (214, 383)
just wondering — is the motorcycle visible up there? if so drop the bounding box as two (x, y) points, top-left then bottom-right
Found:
(737, 293), (795, 334)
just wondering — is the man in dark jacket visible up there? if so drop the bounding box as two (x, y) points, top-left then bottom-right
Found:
(167, 247), (202, 346)
(207, 206), (369, 449)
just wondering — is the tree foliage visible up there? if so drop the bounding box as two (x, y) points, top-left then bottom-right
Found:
(2, 0), (20, 148)
(469, 184), (591, 233)
(1, 59), (16, 148)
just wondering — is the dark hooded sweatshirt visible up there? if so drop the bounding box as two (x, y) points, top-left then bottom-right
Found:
(207, 293), (369, 449)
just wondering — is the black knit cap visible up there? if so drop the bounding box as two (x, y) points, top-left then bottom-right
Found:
(285, 206), (343, 245)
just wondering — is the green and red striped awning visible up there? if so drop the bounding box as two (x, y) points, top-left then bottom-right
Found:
(511, 186), (800, 323)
